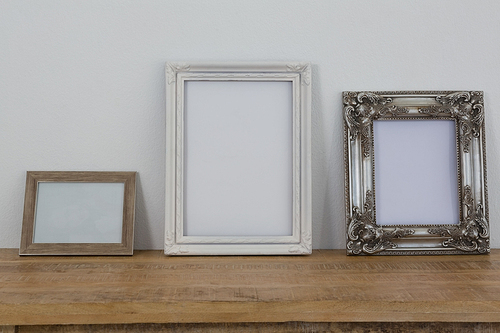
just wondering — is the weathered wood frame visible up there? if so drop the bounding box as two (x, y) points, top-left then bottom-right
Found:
(165, 62), (312, 255)
(344, 91), (488, 255)
(20, 171), (136, 255)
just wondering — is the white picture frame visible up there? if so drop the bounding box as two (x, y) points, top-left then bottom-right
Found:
(344, 91), (489, 255)
(165, 62), (312, 255)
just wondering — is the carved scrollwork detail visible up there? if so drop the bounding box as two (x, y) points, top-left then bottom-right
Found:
(165, 244), (189, 255)
(165, 231), (189, 255)
(418, 104), (448, 117)
(289, 231), (313, 254)
(428, 185), (489, 253)
(286, 63), (311, 85)
(288, 237), (312, 254)
(164, 231), (175, 246)
(166, 62), (191, 84)
(347, 191), (415, 255)
(344, 92), (409, 157)
(419, 91), (484, 153)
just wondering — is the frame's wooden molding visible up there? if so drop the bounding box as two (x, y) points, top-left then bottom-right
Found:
(20, 171), (136, 255)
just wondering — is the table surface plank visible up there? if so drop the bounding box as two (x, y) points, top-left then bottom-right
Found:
(1, 249), (500, 325)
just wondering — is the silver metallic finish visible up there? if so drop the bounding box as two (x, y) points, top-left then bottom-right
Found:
(343, 91), (488, 255)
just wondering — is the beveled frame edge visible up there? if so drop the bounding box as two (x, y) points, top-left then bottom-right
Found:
(343, 91), (488, 255)
(165, 62), (312, 255)
(19, 171), (137, 256)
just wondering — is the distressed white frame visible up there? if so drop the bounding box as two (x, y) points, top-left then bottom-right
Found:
(165, 62), (312, 255)
(344, 91), (489, 255)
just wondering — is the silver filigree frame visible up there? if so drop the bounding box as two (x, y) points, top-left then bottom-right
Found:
(344, 91), (488, 255)
(166, 62), (312, 255)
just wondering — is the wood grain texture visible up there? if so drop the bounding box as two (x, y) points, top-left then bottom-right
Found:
(0, 326), (15, 333)
(1, 249), (500, 325)
(16, 322), (500, 333)
(19, 171), (136, 255)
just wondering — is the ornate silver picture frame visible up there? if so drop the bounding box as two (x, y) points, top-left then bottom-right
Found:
(344, 91), (488, 255)
(165, 62), (312, 255)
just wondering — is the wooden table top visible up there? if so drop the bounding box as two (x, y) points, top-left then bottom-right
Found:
(1, 249), (500, 325)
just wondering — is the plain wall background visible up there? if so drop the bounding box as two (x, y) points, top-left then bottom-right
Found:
(1, 0), (499, 250)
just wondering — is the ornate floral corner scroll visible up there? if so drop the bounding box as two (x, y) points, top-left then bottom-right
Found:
(419, 91), (484, 153)
(286, 63), (311, 86)
(288, 231), (312, 254)
(343, 92), (408, 157)
(164, 231), (189, 255)
(166, 62), (191, 84)
(429, 186), (489, 253)
(344, 91), (488, 255)
(346, 191), (414, 255)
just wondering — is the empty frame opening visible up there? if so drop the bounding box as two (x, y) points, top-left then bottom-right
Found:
(373, 119), (459, 226)
(33, 182), (125, 243)
(183, 80), (293, 237)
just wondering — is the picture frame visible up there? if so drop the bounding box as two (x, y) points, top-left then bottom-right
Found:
(20, 171), (136, 255)
(343, 91), (488, 255)
(165, 62), (312, 255)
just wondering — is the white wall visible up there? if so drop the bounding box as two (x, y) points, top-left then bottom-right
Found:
(1, 0), (499, 250)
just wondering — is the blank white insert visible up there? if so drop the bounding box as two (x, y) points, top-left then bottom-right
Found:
(183, 80), (293, 236)
(373, 120), (459, 226)
(33, 182), (125, 243)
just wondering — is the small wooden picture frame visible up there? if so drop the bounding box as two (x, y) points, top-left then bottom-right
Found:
(20, 171), (136, 255)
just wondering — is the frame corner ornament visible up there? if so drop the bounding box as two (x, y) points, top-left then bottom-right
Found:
(288, 244), (311, 255)
(346, 191), (415, 255)
(164, 231), (189, 255)
(344, 91), (488, 255)
(288, 231), (312, 254)
(343, 91), (409, 157)
(164, 244), (189, 256)
(428, 186), (490, 253)
(166, 62), (191, 84)
(286, 62), (311, 86)
(419, 91), (484, 153)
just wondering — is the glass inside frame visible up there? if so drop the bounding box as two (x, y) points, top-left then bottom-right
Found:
(344, 91), (489, 255)
(182, 80), (294, 237)
(372, 118), (460, 227)
(33, 182), (125, 244)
